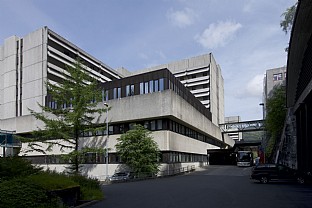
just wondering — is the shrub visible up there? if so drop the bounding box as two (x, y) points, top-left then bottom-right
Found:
(29, 171), (77, 190)
(0, 178), (59, 208)
(0, 157), (41, 181)
(70, 174), (103, 200)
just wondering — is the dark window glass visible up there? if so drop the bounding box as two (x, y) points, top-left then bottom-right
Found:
(157, 120), (162, 130)
(149, 80), (154, 93)
(159, 78), (164, 91)
(154, 80), (159, 91)
(151, 120), (156, 130)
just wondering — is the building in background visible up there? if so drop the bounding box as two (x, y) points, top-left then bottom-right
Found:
(223, 116), (243, 141)
(0, 27), (233, 178)
(262, 66), (287, 117)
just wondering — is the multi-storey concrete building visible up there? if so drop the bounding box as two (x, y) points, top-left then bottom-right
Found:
(0, 27), (233, 179)
(120, 53), (225, 126)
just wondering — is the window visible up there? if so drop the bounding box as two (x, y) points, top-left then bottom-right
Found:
(140, 82), (144, 94)
(113, 88), (117, 99)
(273, 73), (283, 81)
(150, 120), (156, 130)
(130, 84), (134, 95)
(149, 80), (154, 93)
(157, 120), (163, 130)
(126, 85), (134, 96)
(117, 87), (121, 98)
(154, 80), (159, 92)
(144, 82), (149, 94)
(159, 78), (164, 91)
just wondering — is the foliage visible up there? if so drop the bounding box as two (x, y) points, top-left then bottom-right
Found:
(280, 2), (297, 34)
(27, 58), (107, 174)
(0, 178), (59, 208)
(29, 171), (77, 190)
(0, 157), (103, 207)
(70, 174), (103, 200)
(116, 125), (160, 175)
(0, 156), (42, 181)
(265, 85), (286, 161)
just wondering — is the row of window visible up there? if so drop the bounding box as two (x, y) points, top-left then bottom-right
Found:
(24, 151), (207, 165)
(80, 118), (223, 147)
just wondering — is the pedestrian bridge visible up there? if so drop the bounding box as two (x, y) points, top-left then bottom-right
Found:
(219, 119), (264, 133)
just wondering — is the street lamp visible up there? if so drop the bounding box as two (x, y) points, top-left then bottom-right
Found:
(103, 102), (109, 180)
(259, 102), (265, 163)
(259, 103), (265, 120)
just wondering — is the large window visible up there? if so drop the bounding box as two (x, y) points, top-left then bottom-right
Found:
(149, 80), (154, 93)
(140, 82), (144, 94)
(159, 78), (164, 91)
(126, 85), (135, 96)
(144, 82), (149, 94)
(273, 73), (283, 81)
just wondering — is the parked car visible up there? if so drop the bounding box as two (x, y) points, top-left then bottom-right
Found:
(109, 172), (134, 182)
(250, 164), (305, 184)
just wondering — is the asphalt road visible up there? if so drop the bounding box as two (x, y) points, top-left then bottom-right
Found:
(88, 165), (312, 208)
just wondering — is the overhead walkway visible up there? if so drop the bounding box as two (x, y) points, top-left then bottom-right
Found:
(219, 119), (264, 134)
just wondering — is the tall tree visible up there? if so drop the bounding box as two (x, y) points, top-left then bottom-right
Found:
(116, 125), (160, 175)
(264, 84), (286, 161)
(27, 59), (107, 174)
(280, 2), (297, 34)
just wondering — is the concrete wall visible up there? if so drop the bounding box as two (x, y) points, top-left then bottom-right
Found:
(22, 27), (48, 116)
(0, 36), (19, 119)
(128, 53), (225, 127)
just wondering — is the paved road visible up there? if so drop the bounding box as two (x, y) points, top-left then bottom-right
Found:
(88, 165), (312, 208)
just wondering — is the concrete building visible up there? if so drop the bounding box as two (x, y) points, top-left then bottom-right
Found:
(119, 53), (224, 126)
(223, 116), (243, 141)
(0, 27), (233, 179)
(262, 66), (287, 115)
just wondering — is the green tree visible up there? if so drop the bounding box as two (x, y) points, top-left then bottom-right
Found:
(264, 84), (286, 161)
(116, 125), (160, 175)
(280, 2), (297, 34)
(27, 59), (107, 174)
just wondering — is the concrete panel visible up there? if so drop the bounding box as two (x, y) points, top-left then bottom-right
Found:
(2, 55), (16, 73)
(2, 70), (16, 88)
(23, 62), (44, 83)
(23, 28), (44, 51)
(22, 79), (43, 99)
(22, 96), (44, 116)
(3, 36), (18, 58)
(0, 45), (3, 60)
(3, 86), (16, 103)
(23, 45), (43, 68)
(2, 102), (16, 119)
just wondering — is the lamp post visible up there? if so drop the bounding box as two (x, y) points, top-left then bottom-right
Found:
(103, 102), (109, 180)
(259, 103), (265, 163)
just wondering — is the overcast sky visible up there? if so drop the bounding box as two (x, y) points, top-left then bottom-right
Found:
(0, 0), (296, 121)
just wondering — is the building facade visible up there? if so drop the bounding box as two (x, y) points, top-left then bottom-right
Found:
(0, 27), (233, 179)
(281, 0), (312, 172)
(119, 53), (225, 126)
(262, 66), (287, 116)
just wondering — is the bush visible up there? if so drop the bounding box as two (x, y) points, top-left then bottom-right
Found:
(29, 171), (77, 190)
(70, 174), (103, 200)
(0, 157), (41, 181)
(0, 178), (59, 208)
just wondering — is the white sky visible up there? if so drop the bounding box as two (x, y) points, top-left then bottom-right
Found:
(0, 0), (296, 121)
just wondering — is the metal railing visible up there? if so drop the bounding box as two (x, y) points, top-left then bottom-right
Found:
(98, 165), (196, 183)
